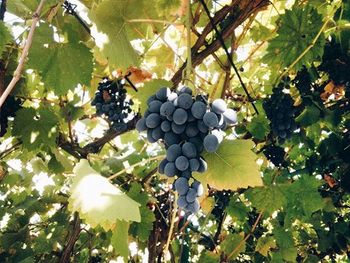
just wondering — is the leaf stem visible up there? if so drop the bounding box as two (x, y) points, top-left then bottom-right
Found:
(107, 155), (164, 180)
(164, 191), (178, 261)
(0, 0), (46, 108)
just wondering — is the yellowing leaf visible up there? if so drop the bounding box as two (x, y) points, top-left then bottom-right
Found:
(255, 236), (277, 256)
(195, 140), (263, 190)
(68, 160), (141, 231)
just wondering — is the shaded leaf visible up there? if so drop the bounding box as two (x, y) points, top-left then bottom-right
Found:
(246, 115), (270, 140)
(255, 236), (276, 256)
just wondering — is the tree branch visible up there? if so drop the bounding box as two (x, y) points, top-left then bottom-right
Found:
(0, 0), (46, 108)
(58, 114), (141, 159)
(171, 0), (270, 87)
(59, 212), (81, 263)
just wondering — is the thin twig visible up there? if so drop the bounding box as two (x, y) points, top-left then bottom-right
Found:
(108, 155), (164, 180)
(226, 210), (264, 261)
(0, 0), (46, 108)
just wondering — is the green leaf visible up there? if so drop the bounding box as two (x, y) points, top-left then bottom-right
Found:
(12, 108), (59, 151)
(246, 115), (270, 140)
(68, 160), (141, 231)
(273, 228), (297, 262)
(129, 79), (172, 113)
(198, 251), (220, 263)
(255, 236), (277, 257)
(111, 220), (129, 259)
(28, 24), (93, 95)
(245, 185), (287, 215)
(285, 176), (324, 217)
(0, 22), (11, 55)
(220, 233), (245, 259)
(295, 105), (321, 127)
(263, 5), (325, 72)
(196, 139), (263, 190)
(89, 0), (139, 70)
(226, 199), (248, 221)
(128, 183), (155, 241)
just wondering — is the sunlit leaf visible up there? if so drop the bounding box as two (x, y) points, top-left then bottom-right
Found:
(68, 160), (141, 231)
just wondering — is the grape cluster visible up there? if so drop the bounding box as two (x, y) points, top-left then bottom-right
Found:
(263, 80), (298, 142)
(0, 96), (22, 137)
(136, 87), (237, 213)
(263, 144), (286, 167)
(91, 78), (134, 132)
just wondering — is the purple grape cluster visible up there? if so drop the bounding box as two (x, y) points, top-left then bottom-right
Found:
(136, 87), (237, 213)
(91, 78), (134, 132)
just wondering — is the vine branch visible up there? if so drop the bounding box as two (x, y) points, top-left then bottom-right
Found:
(0, 0), (46, 108)
(0, 0), (6, 21)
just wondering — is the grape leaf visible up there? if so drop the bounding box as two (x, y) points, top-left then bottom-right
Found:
(111, 220), (129, 260)
(28, 24), (93, 95)
(198, 251), (220, 263)
(0, 22), (11, 55)
(226, 199), (248, 221)
(12, 108), (59, 151)
(295, 105), (321, 127)
(255, 236), (277, 257)
(263, 5), (325, 72)
(246, 115), (270, 140)
(129, 79), (172, 113)
(128, 183), (155, 241)
(221, 233), (246, 259)
(68, 160), (141, 231)
(197, 139), (263, 190)
(245, 185), (287, 215)
(273, 228), (297, 262)
(89, 0), (139, 70)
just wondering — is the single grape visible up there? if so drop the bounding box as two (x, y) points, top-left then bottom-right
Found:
(148, 100), (162, 113)
(211, 99), (227, 114)
(174, 177), (189, 195)
(164, 132), (181, 146)
(160, 101), (175, 117)
(147, 129), (157, 143)
(151, 126), (164, 141)
(177, 195), (188, 208)
(186, 188), (197, 203)
(186, 199), (200, 213)
(191, 101), (207, 119)
(171, 122), (186, 134)
(177, 93), (193, 110)
(158, 158), (168, 174)
(188, 137), (204, 153)
(198, 157), (208, 173)
(173, 108), (188, 125)
(189, 158), (200, 171)
(164, 162), (177, 177)
(156, 87), (170, 101)
(136, 118), (147, 132)
(175, 156), (189, 171)
(203, 112), (219, 128)
(147, 95), (157, 105)
(182, 142), (197, 159)
(161, 120), (171, 132)
(179, 86), (193, 95)
(191, 181), (204, 196)
(181, 169), (192, 179)
(144, 110), (150, 118)
(113, 122), (127, 132)
(223, 109), (237, 124)
(185, 122), (199, 137)
(166, 144), (182, 162)
(203, 134), (219, 152)
(197, 120), (209, 133)
(145, 113), (161, 128)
